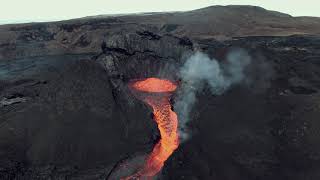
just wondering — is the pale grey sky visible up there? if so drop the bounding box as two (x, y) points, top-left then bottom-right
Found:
(0, 0), (319, 24)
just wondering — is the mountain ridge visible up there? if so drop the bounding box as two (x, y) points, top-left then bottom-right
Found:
(0, 5), (319, 60)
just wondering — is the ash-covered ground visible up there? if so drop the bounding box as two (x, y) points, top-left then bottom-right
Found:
(0, 5), (320, 180)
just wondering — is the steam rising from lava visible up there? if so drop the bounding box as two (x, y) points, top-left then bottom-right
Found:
(175, 50), (251, 141)
(117, 50), (251, 179)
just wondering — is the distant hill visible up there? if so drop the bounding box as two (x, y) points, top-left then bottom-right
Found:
(0, 5), (319, 60)
(114, 5), (320, 39)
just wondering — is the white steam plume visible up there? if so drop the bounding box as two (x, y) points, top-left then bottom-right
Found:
(174, 50), (251, 141)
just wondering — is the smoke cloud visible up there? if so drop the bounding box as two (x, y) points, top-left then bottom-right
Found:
(174, 50), (251, 141)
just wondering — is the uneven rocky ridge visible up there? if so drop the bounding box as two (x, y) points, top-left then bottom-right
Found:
(117, 5), (320, 38)
(0, 5), (320, 60)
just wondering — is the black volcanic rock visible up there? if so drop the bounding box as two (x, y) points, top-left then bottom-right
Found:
(0, 60), (158, 179)
(160, 36), (320, 180)
(97, 31), (194, 81)
(0, 34), (319, 180)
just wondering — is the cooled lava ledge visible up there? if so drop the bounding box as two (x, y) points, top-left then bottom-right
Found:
(124, 78), (179, 179)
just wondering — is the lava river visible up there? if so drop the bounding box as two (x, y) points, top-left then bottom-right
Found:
(123, 78), (179, 179)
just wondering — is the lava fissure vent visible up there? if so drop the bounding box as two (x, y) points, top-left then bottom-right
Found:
(123, 78), (179, 180)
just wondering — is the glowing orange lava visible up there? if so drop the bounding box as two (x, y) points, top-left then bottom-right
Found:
(131, 78), (177, 93)
(123, 78), (179, 180)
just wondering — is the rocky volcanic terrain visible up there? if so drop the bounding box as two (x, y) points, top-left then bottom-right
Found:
(0, 5), (320, 180)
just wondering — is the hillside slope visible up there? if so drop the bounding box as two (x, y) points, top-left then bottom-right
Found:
(108, 5), (320, 38)
(0, 5), (319, 60)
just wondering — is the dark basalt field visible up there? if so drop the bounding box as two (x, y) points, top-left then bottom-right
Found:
(0, 5), (320, 180)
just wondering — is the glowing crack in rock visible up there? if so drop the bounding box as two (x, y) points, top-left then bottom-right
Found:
(123, 78), (179, 180)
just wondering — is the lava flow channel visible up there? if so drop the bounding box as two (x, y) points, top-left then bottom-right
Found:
(124, 78), (179, 179)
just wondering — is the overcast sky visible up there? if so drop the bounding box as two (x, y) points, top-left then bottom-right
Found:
(0, 0), (319, 24)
